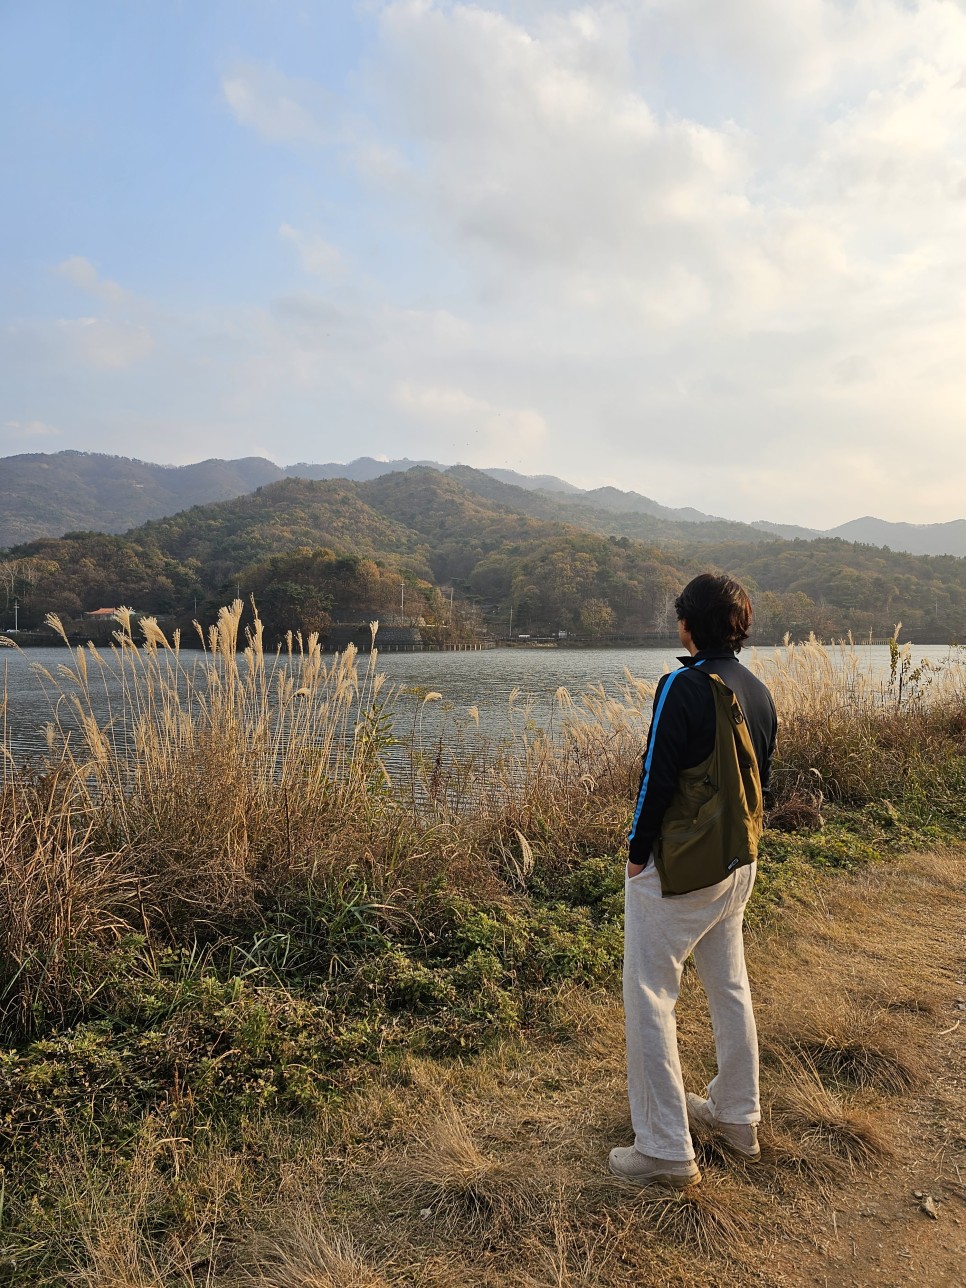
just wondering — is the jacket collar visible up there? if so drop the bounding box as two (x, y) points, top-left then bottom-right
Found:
(677, 649), (737, 667)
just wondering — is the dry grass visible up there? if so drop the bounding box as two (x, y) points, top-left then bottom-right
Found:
(880, 991), (942, 1017)
(397, 1103), (543, 1232)
(513, 1205), (620, 1288)
(12, 855), (959, 1288)
(37, 604), (406, 924)
(752, 864), (944, 1121)
(0, 767), (137, 1032)
(1, 605), (415, 1036)
(407, 677), (647, 880)
(230, 1225), (392, 1288)
(772, 1062), (893, 1169)
(751, 632), (966, 805)
(763, 783), (824, 833)
(756, 1126), (849, 1188)
(41, 1118), (248, 1288)
(0, 603), (653, 1043)
(545, 985), (626, 1060)
(765, 991), (925, 1096)
(634, 1185), (754, 1257)
(739, 863), (934, 1206)
(3, 610), (964, 1047)
(3, 617), (966, 1284)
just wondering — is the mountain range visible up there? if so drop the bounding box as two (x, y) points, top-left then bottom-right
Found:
(4, 463), (966, 643)
(1, 450), (965, 559)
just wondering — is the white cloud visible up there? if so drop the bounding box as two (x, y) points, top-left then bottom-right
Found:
(395, 382), (491, 420)
(5, 419), (59, 439)
(328, 0), (966, 522)
(47, 258), (155, 370)
(394, 380), (548, 464)
(279, 223), (345, 276)
(58, 317), (155, 370)
(221, 64), (333, 144)
(365, 0), (755, 300)
(57, 256), (130, 304)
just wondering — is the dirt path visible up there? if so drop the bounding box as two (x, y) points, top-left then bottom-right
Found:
(242, 853), (966, 1287)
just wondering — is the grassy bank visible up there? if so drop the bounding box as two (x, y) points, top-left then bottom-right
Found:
(1, 609), (965, 1283)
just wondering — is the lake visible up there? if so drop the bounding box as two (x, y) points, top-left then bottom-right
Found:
(1, 641), (956, 765)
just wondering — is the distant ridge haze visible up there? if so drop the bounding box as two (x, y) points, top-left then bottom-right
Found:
(1, 450), (964, 558)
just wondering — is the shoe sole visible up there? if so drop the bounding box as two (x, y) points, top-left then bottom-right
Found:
(607, 1159), (701, 1189)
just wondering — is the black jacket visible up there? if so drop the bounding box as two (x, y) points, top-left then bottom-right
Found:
(627, 649), (778, 868)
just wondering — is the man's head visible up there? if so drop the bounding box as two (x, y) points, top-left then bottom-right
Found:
(674, 573), (752, 653)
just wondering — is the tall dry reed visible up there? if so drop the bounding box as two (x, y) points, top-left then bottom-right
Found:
(402, 677), (650, 883)
(1, 605), (407, 1034)
(30, 603), (405, 922)
(750, 632), (966, 809)
(3, 615), (965, 1039)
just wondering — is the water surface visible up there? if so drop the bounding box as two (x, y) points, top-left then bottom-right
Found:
(1, 642), (955, 764)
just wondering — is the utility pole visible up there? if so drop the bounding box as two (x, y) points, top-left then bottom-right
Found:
(400, 579), (405, 619)
(508, 604), (513, 641)
(12, 598), (18, 632)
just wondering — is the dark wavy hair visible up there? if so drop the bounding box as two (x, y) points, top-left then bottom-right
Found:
(674, 573), (752, 652)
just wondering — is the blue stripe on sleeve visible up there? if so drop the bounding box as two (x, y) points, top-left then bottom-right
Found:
(627, 659), (706, 843)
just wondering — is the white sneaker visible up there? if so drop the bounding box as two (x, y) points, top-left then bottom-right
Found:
(608, 1146), (701, 1189)
(686, 1093), (760, 1160)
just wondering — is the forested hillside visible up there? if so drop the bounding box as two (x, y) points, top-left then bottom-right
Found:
(2, 451), (746, 548)
(445, 466), (772, 545)
(3, 468), (966, 643)
(134, 478), (431, 581)
(7, 451), (966, 561)
(0, 451), (286, 547)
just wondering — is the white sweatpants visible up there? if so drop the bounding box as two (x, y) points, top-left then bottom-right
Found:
(623, 859), (760, 1161)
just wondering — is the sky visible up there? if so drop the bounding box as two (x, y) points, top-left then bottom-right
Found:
(2, 0), (965, 529)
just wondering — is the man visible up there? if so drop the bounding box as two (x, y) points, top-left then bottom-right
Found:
(608, 573), (778, 1189)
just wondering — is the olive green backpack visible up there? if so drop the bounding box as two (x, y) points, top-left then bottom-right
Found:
(654, 669), (764, 897)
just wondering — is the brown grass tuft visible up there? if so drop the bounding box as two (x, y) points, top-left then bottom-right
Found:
(767, 998), (925, 1094)
(232, 1223), (392, 1288)
(635, 1184), (753, 1257)
(765, 781), (824, 833)
(398, 1103), (542, 1231)
(687, 1126), (758, 1177)
(44, 1118), (244, 1288)
(0, 765), (138, 1036)
(546, 986), (625, 1061)
(773, 1064), (893, 1169)
(758, 1126), (848, 1188)
(881, 991), (942, 1017)
(514, 1200), (621, 1287)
